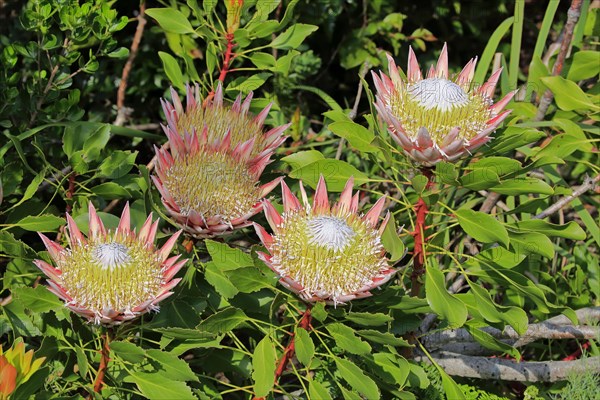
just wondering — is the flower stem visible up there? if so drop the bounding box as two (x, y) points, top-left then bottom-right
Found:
(91, 327), (113, 396)
(410, 167), (434, 297)
(218, 33), (235, 83)
(205, 32), (236, 104)
(274, 306), (312, 384)
(253, 306), (312, 400)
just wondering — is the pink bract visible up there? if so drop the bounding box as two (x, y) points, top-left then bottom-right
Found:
(34, 203), (186, 325)
(153, 82), (289, 238)
(254, 176), (396, 306)
(373, 43), (515, 166)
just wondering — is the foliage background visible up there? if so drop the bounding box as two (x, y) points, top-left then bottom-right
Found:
(0, 0), (598, 399)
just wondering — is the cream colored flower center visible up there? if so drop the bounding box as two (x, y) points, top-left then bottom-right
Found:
(307, 216), (355, 251)
(389, 77), (493, 143)
(271, 210), (387, 303)
(408, 78), (469, 111)
(163, 151), (260, 223)
(58, 235), (163, 316)
(92, 242), (131, 270)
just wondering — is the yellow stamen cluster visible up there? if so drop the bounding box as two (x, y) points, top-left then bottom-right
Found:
(390, 78), (493, 143)
(271, 209), (387, 300)
(58, 234), (163, 314)
(176, 106), (265, 151)
(162, 151), (260, 222)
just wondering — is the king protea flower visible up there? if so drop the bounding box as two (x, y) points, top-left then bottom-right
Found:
(153, 83), (289, 238)
(34, 203), (186, 325)
(373, 44), (515, 166)
(254, 176), (396, 305)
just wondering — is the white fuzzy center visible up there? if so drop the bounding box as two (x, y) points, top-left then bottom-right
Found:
(307, 216), (356, 252)
(408, 78), (469, 112)
(92, 242), (131, 270)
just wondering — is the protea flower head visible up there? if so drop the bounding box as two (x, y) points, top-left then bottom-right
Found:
(153, 83), (289, 238)
(373, 43), (515, 166)
(254, 176), (396, 305)
(34, 203), (186, 325)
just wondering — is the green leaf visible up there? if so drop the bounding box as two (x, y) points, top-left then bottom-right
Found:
(328, 121), (379, 153)
(11, 171), (44, 209)
(327, 323), (371, 355)
(437, 366), (466, 400)
(151, 327), (215, 340)
(425, 266), (468, 329)
(12, 286), (62, 313)
(294, 327), (314, 366)
(474, 17), (514, 85)
(388, 296), (431, 313)
(146, 8), (195, 34)
(309, 379), (333, 400)
(469, 157), (521, 177)
(455, 209), (509, 247)
(203, 261), (239, 298)
(75, 346), (88, 378)
(468, 283), (528, 335)
(490, 177), (553, 195)
(98, 151), (137, 179)
(225, 267), (272, 293)
(289, 159), (369, 192)
(533, 120), (593, 159)
(249, 52), (276, 69)
(411, 175), (429, 195)
(90, 182), (131, 199)
(252, 336), (276, 397)
(129, 371), (195, 400)
(487, 127), (545, 155)
(334, 356), (380, 400)
(197, 307), (247, 334)
(373, 353), (410, 387)
(146, 349), (198, 382)
(460, 169), (500, 190)
(356, 330), (411, 347)
(225, 73), (272, 93)
(567, 50), (600, 81)
(14, 214), (65, 232)
(83, 124), (111, 161)
(110, 341), (146, 363)
(281, 150), (325, 170)
(540, 76), (598, 111)
(464, 323), (521, 360)
(509, 220), (586, 240)
(345, 312), (393, 326)
(508, 231), (554, 258)
(107, 47), (129, 58)
(270, 23), (318, 49)
(158, 51), (185, 90)
(206, 240), (253, 270)
(381, 213), (405, 262)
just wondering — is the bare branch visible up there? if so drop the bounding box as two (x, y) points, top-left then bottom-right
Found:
(415, 352), (600, 382)
(114, 2), (147, 127)
(533, 174), (600, 220)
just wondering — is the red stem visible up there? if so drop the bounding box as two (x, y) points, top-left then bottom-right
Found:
(204, 33), (236, 105)
(253, 307), (312, 400)
(218, 33), (235, 82)
(562, 340), (590, 361)
(410, 168), (434, 297)
(65, 173), (76, 213)
(90, 328), (112, 397)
